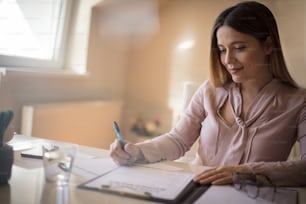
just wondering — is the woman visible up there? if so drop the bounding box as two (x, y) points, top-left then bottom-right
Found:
(110, 1), (306, 187)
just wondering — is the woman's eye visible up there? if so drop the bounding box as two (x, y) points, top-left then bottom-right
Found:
(218, 48), (226, 53)
(234, 46), (246, 51)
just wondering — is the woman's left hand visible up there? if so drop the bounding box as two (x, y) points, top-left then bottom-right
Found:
(193, 165), (251, 185)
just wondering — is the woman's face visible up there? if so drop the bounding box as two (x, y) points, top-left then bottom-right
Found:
(216, 25), (272, 84)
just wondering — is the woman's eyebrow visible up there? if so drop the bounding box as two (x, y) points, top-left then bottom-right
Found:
(218, 41), (247, 47)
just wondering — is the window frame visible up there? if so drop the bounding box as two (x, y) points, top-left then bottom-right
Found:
(0, 0), (74, 71)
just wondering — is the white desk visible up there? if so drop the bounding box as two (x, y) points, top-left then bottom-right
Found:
(1, 136), (305, 204)
(2, 136), (201, 204)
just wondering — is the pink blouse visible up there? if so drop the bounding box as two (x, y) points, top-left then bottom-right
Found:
(137, 79), (306, 186)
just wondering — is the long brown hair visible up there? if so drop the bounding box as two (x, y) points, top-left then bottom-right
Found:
(209, 1), (298, 88)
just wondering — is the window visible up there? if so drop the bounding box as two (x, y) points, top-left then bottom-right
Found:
(0, 0), (73, 70)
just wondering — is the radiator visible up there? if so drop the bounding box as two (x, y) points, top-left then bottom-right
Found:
(21, 100), (122, 149)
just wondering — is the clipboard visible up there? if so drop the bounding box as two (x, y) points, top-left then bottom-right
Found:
(78, 165), (209, 203)
(20, 147), (43, 159)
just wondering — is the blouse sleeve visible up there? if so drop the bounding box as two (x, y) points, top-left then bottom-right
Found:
(299, 93), (306, 161)
(136, 81), (208, 163)
(247, 93), (306, 187)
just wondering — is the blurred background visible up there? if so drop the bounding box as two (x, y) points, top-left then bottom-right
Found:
(0, 0), (305, 149)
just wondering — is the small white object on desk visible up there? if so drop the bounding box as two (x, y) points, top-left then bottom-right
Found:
(194, 185), (298, 204)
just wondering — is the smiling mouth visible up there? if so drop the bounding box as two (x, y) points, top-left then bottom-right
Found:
(228, 68), (242, 74)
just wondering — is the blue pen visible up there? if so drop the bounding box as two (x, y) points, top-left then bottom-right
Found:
(113, 121), (126, 148)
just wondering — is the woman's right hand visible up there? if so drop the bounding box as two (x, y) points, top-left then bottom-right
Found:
(109, 139), (142, 165)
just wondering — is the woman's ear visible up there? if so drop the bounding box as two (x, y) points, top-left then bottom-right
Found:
(263, 36), (273, 55)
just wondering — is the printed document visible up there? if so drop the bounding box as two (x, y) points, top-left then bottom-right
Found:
(80, 165), (195, 201)
(194, 185), (298, 204)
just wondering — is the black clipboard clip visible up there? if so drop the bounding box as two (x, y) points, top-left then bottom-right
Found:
(100, 184), (153, 199)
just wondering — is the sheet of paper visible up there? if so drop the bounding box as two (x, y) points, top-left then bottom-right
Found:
(72, 156), (119, 180)
(7, 134), (43, 151)
(136, 162), (183, 171)
(194, 185), (298, 204)
(82, 165), (194, 200)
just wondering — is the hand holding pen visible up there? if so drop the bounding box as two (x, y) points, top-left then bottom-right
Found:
(113, 121), (126, 149)
(110, 121), (142, 166)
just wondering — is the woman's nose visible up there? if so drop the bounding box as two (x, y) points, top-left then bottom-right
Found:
(223, 50), (236, 65)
